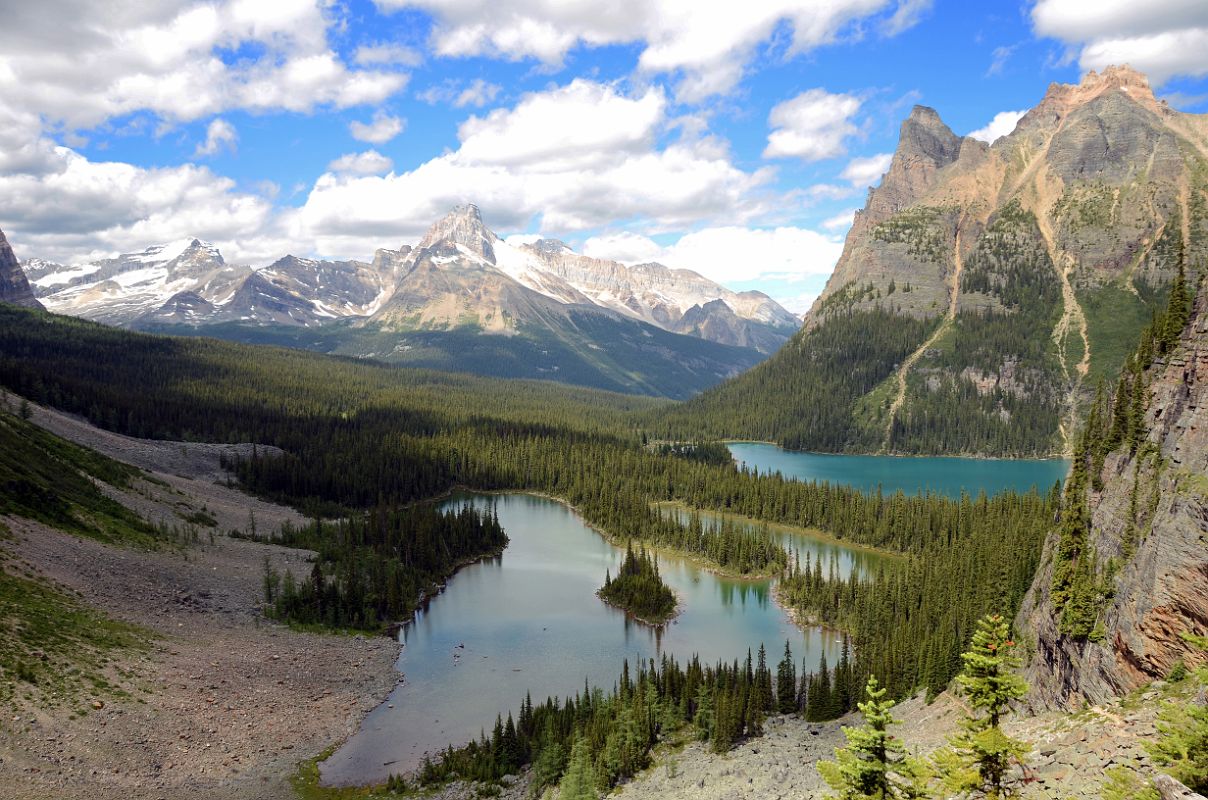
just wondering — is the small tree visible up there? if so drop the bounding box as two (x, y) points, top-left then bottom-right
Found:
(1147, 633), (1208, 792)
(818, 675), (931, 799)
(934, 614), (1030, 798)
(558, 732), (597, 800)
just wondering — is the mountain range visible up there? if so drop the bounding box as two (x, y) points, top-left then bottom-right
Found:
(661, 65), (1207, 456)
(17, 205), (798, 399)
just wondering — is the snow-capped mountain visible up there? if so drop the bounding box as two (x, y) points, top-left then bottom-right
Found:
(24, 203), (799, 351)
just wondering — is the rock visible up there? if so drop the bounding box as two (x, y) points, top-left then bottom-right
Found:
(0, 228), (43, 309)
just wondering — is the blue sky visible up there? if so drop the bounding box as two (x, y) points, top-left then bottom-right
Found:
(2, 0), (1208, 312)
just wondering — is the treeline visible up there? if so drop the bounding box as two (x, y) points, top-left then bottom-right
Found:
(253, 504), (507, 631)
(1050, 255), (1198, 640)
(598, 542), (677, 624)
(778, 486), (1058, 700)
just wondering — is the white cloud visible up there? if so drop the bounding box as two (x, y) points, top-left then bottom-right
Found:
(582, 231), (668, 264)
(194, 118), (238, 157)
(0, 123), (278, 264)
(967, 109), (1026, 143)
(764, 89), (862, 161)
(0, 0), (409, 130)
(354, 42), (424, 67)
(327, 150), (394, 176)
(1032, 0), (1208, 83)
(582, 226), (843, 286)
(778, 291), (819, 315)
(349, 111), (406, 144)
(380, 0), (928, 101)
(285, 79), (775, 256)
(455, 79), (502, 108)
(840, 152), (891, 186)
(822, 210), (857, 231)
(417, 78), (503, 108)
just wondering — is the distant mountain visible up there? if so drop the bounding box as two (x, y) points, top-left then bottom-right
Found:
(25, 205), (789, 399)
(0, 228), (43, 309)
(657, 65), (1208, 456)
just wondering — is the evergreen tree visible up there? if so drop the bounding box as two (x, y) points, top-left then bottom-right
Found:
(777, 640), (799, 715)
(934, 614), (1029, 798)
(558, 733), (598, 800)
(817, 675), (932, 799)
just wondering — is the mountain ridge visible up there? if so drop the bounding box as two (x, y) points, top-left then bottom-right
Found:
(661, 64), (1207, 457)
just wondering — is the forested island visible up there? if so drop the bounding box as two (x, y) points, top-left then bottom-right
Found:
(598, 541), (678, 624)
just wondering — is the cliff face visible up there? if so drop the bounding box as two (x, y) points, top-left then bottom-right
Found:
(1018, 283), (1208, 709)
(0, 228), (43, 309)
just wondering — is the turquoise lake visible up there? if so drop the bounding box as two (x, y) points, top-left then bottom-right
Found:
(726, 442), (1069, 498)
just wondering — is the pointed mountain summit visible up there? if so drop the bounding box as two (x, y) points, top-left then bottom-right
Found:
(417, 203), (496, 263)
(0, 229), (43, 309)
(666, 65), (1208, 457)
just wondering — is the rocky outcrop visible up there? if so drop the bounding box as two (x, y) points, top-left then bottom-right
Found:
(0, 228), (43, 309)
(1018, 285), (1208, 709)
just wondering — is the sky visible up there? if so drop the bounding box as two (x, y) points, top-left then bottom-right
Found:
(3, 1), (1208, 313)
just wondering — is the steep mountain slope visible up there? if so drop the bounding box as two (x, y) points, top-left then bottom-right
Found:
(660, 66), (1207, 456)
(0, 228), (43, 309)
(1018, 273), (1208, 709)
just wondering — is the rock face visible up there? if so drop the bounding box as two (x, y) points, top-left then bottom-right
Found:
(0, 229), (43, 309)
(695, 64), (1208, 456)
(1018, 284), (1208, 709)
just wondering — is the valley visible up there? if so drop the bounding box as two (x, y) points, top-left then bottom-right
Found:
(1, 48), (1207, 800)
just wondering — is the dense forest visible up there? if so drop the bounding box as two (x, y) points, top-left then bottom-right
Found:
(250, 504), (508, 631)
(598, 542), (677, 624)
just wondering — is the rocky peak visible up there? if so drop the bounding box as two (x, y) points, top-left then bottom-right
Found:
(1022, 64), (1166, 134)
(417, 204), (496, 264)
(0, 228), (44, 309)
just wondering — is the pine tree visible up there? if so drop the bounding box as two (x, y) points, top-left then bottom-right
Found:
(817, 675), (932, 799)
(934, 614), (1029, 798)
(777, 640), (799, 715)
(558, 733), (598, 800)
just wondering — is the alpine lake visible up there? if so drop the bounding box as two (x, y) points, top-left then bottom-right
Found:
(320, 446), (1069, 786)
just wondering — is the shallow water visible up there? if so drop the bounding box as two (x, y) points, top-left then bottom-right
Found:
(727, 442), (1069, 498)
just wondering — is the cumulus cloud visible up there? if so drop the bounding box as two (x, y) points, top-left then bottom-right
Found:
(327, 150), (394, 176)
(840, 152), (891, 186)
(582, 226), (843, 286)
(1031, 0), (1208, 83)
(194, 118), (238, 157)
(764, 89), (862, 161)
(0, 0), (409, 130)
(284, 79), (776, 256)
(379, 0), (929, 100)
(349, 111), (406, 144)
(967, 110), (1026, 143)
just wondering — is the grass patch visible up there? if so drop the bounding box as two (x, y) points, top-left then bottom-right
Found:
(0, 410), (161, 546)
(0, 529), (151, 705)
(1079, 283), (1162, 387)
(291, 747), (417, 799)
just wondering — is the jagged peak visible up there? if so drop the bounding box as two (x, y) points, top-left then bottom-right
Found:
(532, 238), (571, 255)
(417, 203), (496, 263)
(1033, 63), (1163, 121)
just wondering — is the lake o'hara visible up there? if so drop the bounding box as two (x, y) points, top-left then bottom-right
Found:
(321, 451), (1068, 786)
